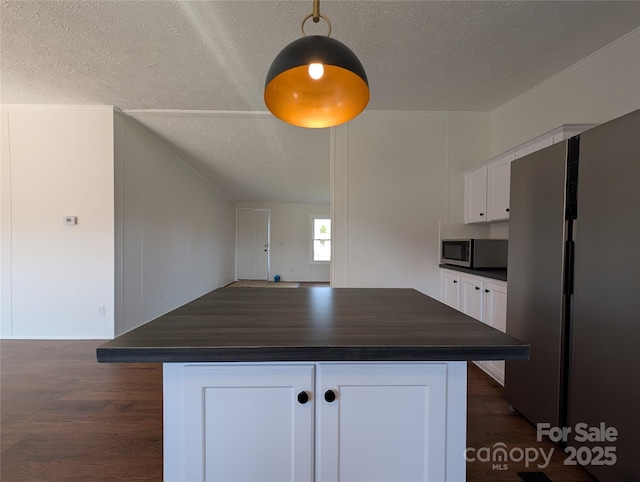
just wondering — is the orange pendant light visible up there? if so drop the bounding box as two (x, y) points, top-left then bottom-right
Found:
(264, 1), (369, 128)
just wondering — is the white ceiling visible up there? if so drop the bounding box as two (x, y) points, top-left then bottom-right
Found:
(2, 1), (639, 203)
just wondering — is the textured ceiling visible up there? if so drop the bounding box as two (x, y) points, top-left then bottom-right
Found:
(2, 1), (639, 202)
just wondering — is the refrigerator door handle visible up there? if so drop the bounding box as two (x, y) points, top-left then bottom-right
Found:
(563, 239), (575, 295)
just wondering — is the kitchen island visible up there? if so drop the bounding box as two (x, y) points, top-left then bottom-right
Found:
(98, 287), (528, 482)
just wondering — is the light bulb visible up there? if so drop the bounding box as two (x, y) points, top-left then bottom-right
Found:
(308, 63), (324, 80)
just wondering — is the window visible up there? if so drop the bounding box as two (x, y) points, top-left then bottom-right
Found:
(312, 218), (331, 262)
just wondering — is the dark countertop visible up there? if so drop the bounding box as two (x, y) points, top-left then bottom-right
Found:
(439, 264), (508, 282)
(97, 288), (528, 363)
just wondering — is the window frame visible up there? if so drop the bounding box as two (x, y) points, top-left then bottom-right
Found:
(310, 216), (331, 264)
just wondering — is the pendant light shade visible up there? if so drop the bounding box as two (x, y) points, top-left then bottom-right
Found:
(264, 5), (369, 128)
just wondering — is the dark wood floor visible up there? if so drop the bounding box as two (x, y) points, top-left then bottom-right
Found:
(1, 340), (595, 481)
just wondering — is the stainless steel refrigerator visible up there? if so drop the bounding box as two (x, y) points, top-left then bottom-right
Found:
(505, 109), (639, 481)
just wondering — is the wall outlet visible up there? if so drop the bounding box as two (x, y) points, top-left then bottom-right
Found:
(64, 216), (78, 226)
(97, 305), (105, 316)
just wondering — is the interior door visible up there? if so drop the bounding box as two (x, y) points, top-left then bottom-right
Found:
(237, 209), (270, 280)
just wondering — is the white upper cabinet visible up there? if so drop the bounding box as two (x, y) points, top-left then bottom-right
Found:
(464, 124), (595, 224)
(465, 153), (514, 224)
(464, 166), (488, 223)
(486, 154), (514, 221)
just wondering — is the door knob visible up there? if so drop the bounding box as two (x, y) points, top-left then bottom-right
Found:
(479, 213), (485, 216)
(485, 289), (490, 293)
(506, 208), (510, 212)
(297, 391), (309, 404)
(324, 390), (336, 403)
(475, 286), (480, 290)
(453, 280), (458, 284)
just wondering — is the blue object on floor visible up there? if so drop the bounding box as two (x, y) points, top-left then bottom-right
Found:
(274, 275), (281, 282)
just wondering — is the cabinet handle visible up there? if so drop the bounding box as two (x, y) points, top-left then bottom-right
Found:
(475, 286), (480, 290)
(485, 289), (490, 293)
(297, 391), (309, 404)
(324, 390), (337, 403)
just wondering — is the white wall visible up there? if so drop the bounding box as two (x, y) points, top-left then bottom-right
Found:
(0, 108), (11, 336)
(331, 30), (640, 299)
(446, 115), (492, 222)
(235, 202), (331, 282)
(114, 113), (235, 335)
(1, 106), (115, 338)
(491, 28), (640, 155)
(0, 107), (235, 339)
(331, 111), (490, 297)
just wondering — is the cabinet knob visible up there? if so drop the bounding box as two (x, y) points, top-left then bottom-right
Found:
(479, 213), (485, 216)
(453, 280), (457, 284)
(485, 289), (490, 293)
(475, 286), (480, 290)
(324, 390), (337, 403)
(506, 208), (510, 212)
(297, 391), (309, 404)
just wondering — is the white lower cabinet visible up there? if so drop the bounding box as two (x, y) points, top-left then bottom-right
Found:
(482, 281), (508, 384)
(441, 269), (508, 385)
(172, 364), (314, 482)
(317, 363), (449, 482)
(164, 361), (467, 482)
(460, 275), (483, 321)
(441, 270), (460, 309)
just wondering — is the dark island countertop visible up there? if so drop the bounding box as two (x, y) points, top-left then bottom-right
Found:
(97, 288), (528, 363)
(439, 264), (508, 282)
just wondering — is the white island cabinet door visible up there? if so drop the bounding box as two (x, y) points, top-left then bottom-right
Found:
(316, 362), (466, 482)
(164, 363), (315, 482)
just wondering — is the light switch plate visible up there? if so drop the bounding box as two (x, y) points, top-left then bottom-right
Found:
(64, 216), (78, 225)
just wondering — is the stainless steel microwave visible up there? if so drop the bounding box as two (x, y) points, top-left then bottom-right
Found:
(441, 239), (508, 268)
